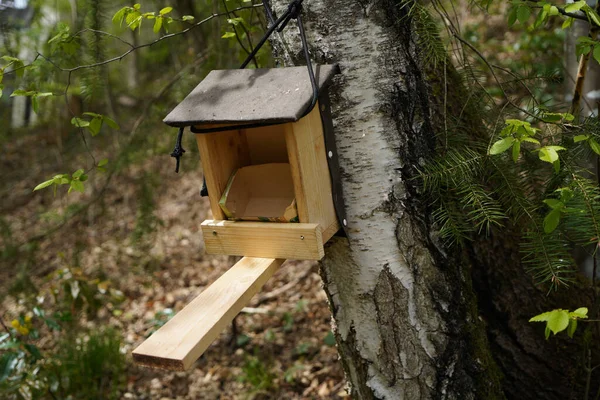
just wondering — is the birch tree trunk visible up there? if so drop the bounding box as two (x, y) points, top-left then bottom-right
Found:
(269, 0), (598, 398)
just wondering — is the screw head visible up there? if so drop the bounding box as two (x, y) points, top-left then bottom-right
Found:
(212, 230), (217, 236)
(300, 235), (305, 240)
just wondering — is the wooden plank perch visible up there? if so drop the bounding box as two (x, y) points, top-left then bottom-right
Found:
(132, 257), (284, 371)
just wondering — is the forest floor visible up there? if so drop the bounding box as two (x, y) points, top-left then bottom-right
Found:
(0, 131), (347, 399)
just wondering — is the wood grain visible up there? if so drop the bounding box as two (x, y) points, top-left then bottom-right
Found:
(285, 104), (339, 242)
(195, 130), (250, 220)
(133, 257), (284, 371)
(201, 220), (324, 260)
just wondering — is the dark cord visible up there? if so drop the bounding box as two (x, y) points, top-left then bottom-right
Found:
(170, 126), (186, 173)
(173, 0), (318, 178)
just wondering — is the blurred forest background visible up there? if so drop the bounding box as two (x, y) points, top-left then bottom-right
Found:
(0, 0), (571, 398)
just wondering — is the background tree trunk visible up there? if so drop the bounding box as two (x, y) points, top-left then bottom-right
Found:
(269, 0), (599, 398)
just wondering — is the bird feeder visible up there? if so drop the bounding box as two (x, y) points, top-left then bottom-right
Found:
(132, 65), (345, 371)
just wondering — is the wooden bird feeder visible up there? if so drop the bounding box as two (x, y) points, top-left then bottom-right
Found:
(132, 65), (345, 371)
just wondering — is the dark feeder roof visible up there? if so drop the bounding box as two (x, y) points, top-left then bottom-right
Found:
(163, 64), (339, 128)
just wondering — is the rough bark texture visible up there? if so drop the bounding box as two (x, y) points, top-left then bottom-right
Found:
(268, 0), (599, 398)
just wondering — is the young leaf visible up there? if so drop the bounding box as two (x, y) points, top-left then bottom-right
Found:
(512, 140), (521, 162)
(489, 137), (515, 155)
(590, 10), (600, 26)
(563, 17), (574, 29)
(153, 17), (163, 33)
(574, 135), (590, 143)
(98, 158), (109, 167)
(104, 116), (119, 129)
(71, 117), (90, 128)
(546, 309), (569, 335)
(34, 179), (55, 191)
(222, 31), (236, 39)
(589, 138), (600, 155)
(565, 0), (586, 13)
(570, 307), (588, 319)
(517, 5), (531, 23)
(567, 319), (577, 338)
(31, 96), (39, 114)
(508, 7), (518, 26)
(69, 180), (85, 194)
(544, 208), (562, 233)
(530, 310), (553, 322)
(113, 7), (129, 26)
(543, 199), (563, 209)
(182, 15), (195, 22)
(89, 117), (102, 136)
(72, 169), (84, 179)
(159, 6), (173, 15)
(593, 45), (600, 64)
(538, 146), (565, 163)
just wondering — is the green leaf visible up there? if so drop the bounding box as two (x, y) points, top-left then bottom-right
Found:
(508, 7), (518, 27)
(221, 31), (236, 39)
(533, 9), (548, 29)
(10, 89), (29, 96)
(72, 169), (84, 179)
(24, 344), (42, 360)
(98, 158), (109, 167)
(570, 307), (588, 319)
(0, 84), (3, 99)
(517, 5), (531, 23)
(82, 111), (101, 117)
(160, 6), (173, 15)
(589, 138), (600, 155)
(563, 17), (574, 29)
(574, 135), (590, 143)
(512, 140), (521, 162)
(567, 319), (577, 338)
(489, 137), (515, 155)
(69, 180), (85, 194)
(544, 325), (551, 340)
(34, 179), (55, 191)
(71, 117), (90, 128)
(593, 46), (600, 64)
(182, 15), (195, 21)
(543, 199), (563, 209)
(153, 16), (163, 33)
(89, 117), (102, 136)
(112, 7), (129, 26)
(565, 0), (586, 13)
(31, 96), (39, 114)
(547, 310), (569, 335)
(539, 146), (565, 163)
(521, 137), (540, 144)
(0, 353), (17, 382)
(590, 10), (600, 27)
(104, 116), (119, 129)
(530, 310), (554, 322)
(544, 209), (562, 233)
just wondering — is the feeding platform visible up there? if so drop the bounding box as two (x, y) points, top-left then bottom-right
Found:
(133, 65), (344, 370)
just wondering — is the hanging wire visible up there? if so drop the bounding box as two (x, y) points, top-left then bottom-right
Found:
(172, 0), (318, 180)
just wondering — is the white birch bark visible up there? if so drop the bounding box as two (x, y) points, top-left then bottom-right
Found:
(268, 0), (501, 398)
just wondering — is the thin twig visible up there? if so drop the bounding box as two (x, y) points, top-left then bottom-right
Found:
(453, 34), (541, 121)
(6, 4), (263, 75)
(18, 54), (207, 248)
